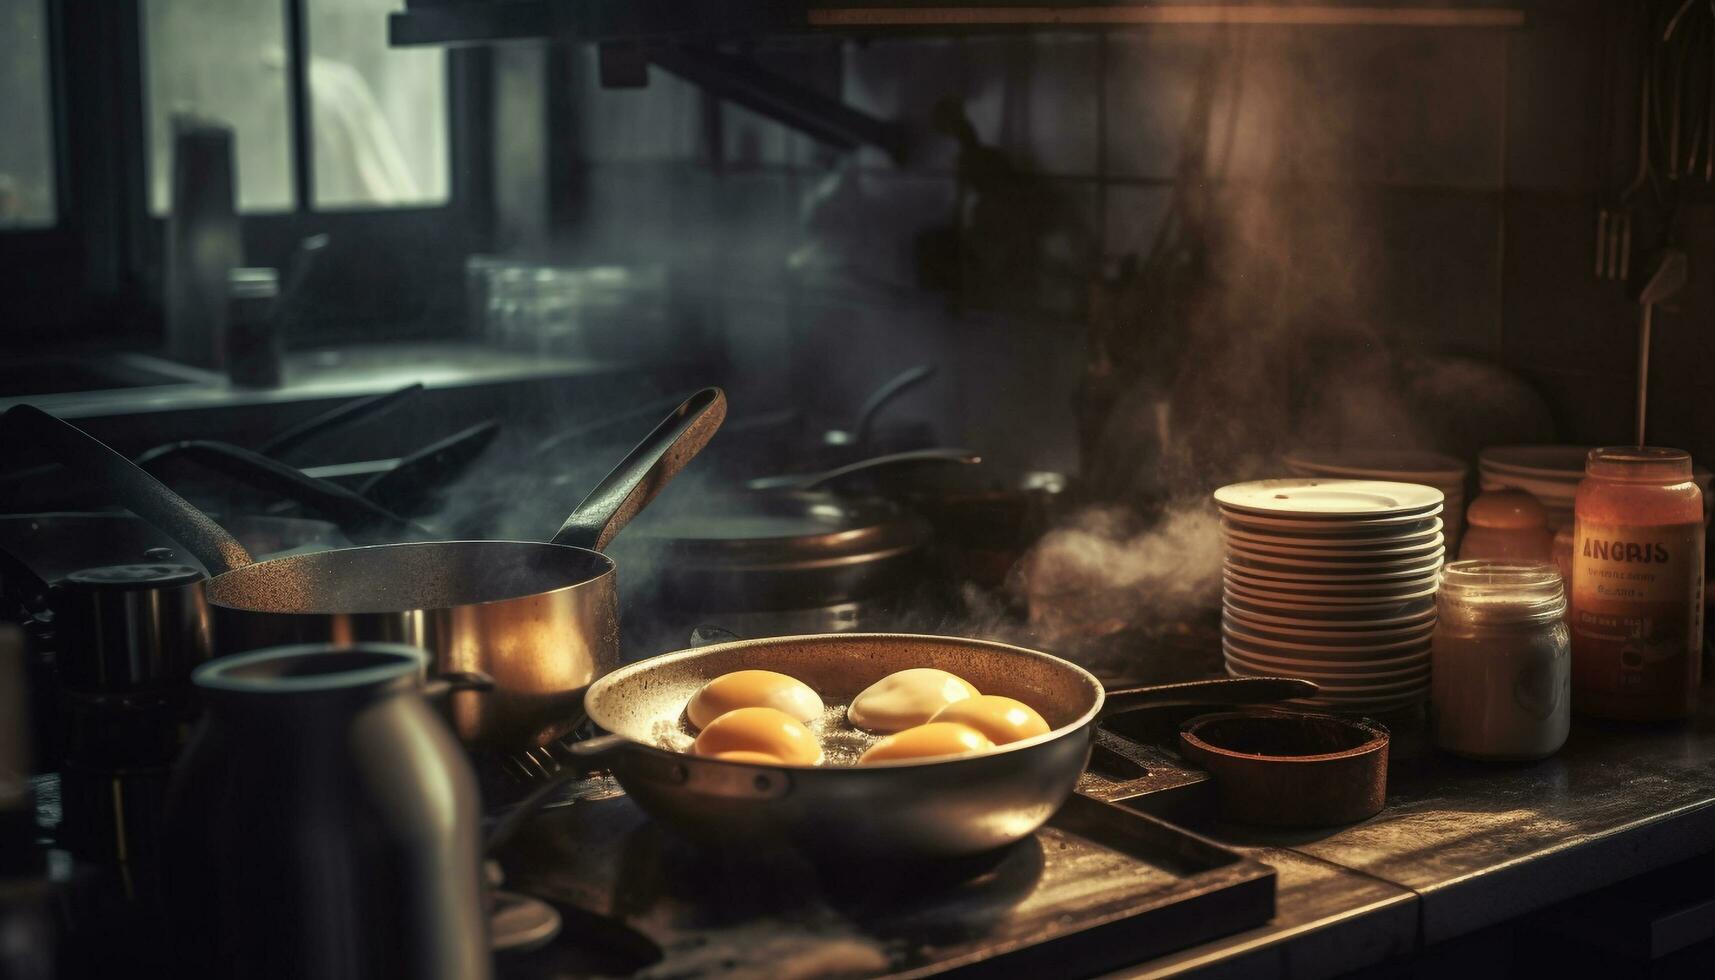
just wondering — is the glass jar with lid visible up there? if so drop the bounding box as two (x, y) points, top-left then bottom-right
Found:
(1431, 560), (1571, 760)
(1571, 447), (1705, 721)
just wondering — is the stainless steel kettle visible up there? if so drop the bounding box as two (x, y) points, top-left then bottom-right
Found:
(162, 644), (491, 979)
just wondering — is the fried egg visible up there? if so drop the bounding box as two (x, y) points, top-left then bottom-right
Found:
(847, 668), (979, 733)
(687, 669), (824, 730)
(929, 695), (1050, 745)
(858, 722), (995, 764)
(691, 706), (822, 765)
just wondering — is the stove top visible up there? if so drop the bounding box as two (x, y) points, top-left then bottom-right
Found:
(488, 721), (1266, 979)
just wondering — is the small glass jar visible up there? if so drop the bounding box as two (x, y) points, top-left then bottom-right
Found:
(1431, 560), (1571, 760)
(1571, 447), (1705, 721)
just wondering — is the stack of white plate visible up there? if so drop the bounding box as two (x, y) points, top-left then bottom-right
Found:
(1476, 446), (1588, 532)
(1284, 449), (1468, 551)
(1214, 478), (1444, 714)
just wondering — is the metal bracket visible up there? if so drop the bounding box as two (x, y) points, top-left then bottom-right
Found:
(632, 45), (906, 164)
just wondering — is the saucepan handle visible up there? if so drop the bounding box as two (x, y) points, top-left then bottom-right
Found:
(484, 733), (629, 854)
(550, 387), (727, 553)
(0, 405), (252, 574)
(689, 624), (741, 647)
(420, 670), (495, 700)
(1098, 676), (1317, 719)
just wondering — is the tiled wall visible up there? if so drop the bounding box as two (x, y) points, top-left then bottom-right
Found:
(515, 0), (1713, 473)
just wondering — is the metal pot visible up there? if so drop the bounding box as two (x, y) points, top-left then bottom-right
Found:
(0, 390), (726, 753)
(630, 490), (930, 611)
(497, 633), (1311, 859)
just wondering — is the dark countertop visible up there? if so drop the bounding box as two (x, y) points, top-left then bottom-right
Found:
(1, 344), (655, 420)
(1106, 696), (1715, 978)
(491, 697), (1715, 979)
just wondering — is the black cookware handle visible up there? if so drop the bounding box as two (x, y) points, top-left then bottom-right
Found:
(483, 733), (629, 855)
(136, 440), (430, 545)
(745, 447), (982, 492)
(0, 406), (251, 574)
(358, 419), (500, 513)
(551, 387), (727, 553)
(1098, 677), (1317, 719)
(852, 363), (936, 447)
(421, 670), (495, 701)
(256, 382), (425, 459)
(689, 625), (741, 647)
(0, 541), (51, 603)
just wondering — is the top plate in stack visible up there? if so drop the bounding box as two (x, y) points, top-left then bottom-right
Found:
(1284, 449), (1468, 550)
(1214, 478), (1444, 713)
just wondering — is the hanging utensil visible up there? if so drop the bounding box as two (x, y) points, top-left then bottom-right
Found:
(1598, 50), (1655, 281)
(1632, 247), (1688, 445)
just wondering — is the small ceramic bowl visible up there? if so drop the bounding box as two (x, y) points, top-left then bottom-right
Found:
(1179, 711), (1389, 827)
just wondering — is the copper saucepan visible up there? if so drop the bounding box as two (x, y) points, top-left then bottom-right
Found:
(502, 633), (1313, 858)
(1, 391), (727, 753)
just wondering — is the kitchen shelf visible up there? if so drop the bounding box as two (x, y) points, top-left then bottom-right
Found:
(389, 1), (1526, 48)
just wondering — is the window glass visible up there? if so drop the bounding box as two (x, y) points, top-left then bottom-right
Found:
(143, 0), (295, 214)
(0, 0), (58, 227)
(305, 0), (448, 208)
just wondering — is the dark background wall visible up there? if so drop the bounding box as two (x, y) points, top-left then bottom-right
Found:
(489, 1), (1710, 478)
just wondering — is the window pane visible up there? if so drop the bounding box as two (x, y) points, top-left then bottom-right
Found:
(143, 0), (295, 214)
(305, 0), (448, 209)
(0, 0), (57, 227)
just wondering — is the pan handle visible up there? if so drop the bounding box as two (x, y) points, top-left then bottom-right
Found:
(357, 420), (500, 514)
(0, 406), (252, 574)
(257, 382), (424, 459)
(483, 734), (629, 855)
(850, 363), (936, 448)
(134, 439), (431, 544)
(744, 447), (982, 492)
(551, 387), (727, 553)
(137, 439), (431, 543)
(1097, 676), (1317, 719)
(421, 670), (495, 700)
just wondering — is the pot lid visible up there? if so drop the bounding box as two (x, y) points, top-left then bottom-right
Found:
(629, 490), (928, 567)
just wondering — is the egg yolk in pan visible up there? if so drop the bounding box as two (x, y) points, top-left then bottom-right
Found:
(930, 695), (1050, 745)
(687, 669), (825, 730)
(858, 722), (996, 764)
(691, 707), (822, 765)
(847, 668), (980, 733)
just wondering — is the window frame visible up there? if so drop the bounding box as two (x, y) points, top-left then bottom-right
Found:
(1, 0), (491, 348)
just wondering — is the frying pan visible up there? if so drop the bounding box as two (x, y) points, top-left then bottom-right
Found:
(496, 633), (1313, 859)
(0, 389), (727, 753)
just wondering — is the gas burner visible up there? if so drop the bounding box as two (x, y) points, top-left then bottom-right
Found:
(489, 774), (1274, 979)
